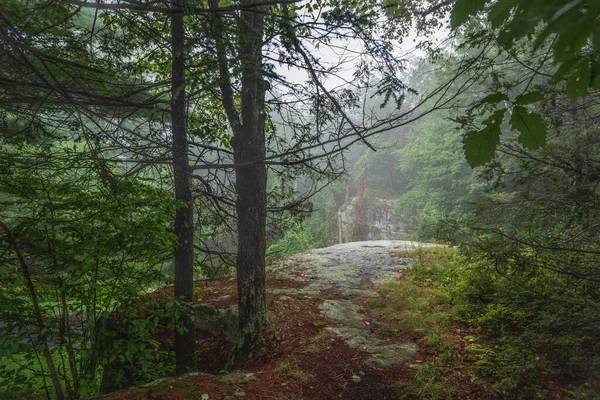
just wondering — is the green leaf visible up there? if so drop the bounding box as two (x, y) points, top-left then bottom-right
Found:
(592, 73), (600, 91)
(463, 126), (501, 168)
(514, 91), (544, 105)
(510, 106), (547, 149)
(548, 0), (586, 24)
(552, 24), (592, 63)
(566, 58), (591, 99)
(480, 92), (509, 105)
(451, 0), (488, 29)
(550, 58), (578, 84)
(463, 109), (505, 167)
(488, 0), (517, 29)
(592, 54), (600, 89)
(498, 17), (538, 48)
(469, 93), (509, 112)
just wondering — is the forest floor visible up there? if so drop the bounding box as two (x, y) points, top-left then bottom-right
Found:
(95, 241), (568, 400)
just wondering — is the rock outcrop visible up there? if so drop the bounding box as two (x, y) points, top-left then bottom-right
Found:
(340, 196), (413, 241)
(194, 303), (239, 342)
(195, 241), (441, 369)
(269, 240), (440, 367)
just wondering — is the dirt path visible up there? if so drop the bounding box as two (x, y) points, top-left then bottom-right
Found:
(270, 240), (438, 368)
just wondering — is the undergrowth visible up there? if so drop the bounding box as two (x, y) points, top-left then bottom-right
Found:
(366, 246), (599, 399)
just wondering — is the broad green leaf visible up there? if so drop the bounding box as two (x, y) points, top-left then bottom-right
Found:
(463, 125), (501, 168)
(550, 58), (578, 84)
(479, 92), (509, 105)
(593, 73), (600, 90)
(593, 27), (600, 49)
(451, 0), (488, 29)
(463, 109), (505, 167)
(548, 0), (586, 24)
(498, 17), (538, 48)
(593, 54), (600, 89)
(514, 91), (544, 105)
(488, 0), (517, 29)
(566, 58), (591, 99)
(552, 23), (593, 62)
(469, 92), (509, 112)
(510, 106), (547, 149)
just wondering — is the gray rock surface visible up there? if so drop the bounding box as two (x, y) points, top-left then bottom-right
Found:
(319, 299), (417, 367)
(194, 241), (441, 368)
(340, 196), (415, 240)
(269, 240), (438, 297)
(269, 240), (440, 367)
(194, 303), (239, 342)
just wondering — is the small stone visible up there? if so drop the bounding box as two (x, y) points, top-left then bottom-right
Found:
(201, 394), (209, 400)
(351, 374), (361, 382)
(244, 373), (257, 381)
(234, 390), (246, 397)
(279, 296), (289, 301)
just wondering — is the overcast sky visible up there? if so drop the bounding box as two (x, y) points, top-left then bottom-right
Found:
(274, 12), (450, 91)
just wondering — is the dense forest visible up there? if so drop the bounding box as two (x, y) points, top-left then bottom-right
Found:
(1, 0), (599, 398)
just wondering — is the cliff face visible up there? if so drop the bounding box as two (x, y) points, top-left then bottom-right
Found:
(340, 196), (414, 241)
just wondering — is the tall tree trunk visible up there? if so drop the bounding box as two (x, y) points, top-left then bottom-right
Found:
(234, 0), (268, 349)
(338, 211), (343, 244)
(353, 171), (367, 241)
(171, 0), (196, 374)
(210, 0), (268, 357)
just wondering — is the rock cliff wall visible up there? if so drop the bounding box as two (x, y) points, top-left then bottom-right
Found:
(340, 196), (413, 241)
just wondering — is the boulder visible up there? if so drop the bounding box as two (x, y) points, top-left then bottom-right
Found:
(194, 304), (238, 342)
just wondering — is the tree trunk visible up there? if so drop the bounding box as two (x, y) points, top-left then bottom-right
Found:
(171, 0), (196, 374)
(338, 211), (343, 244)
(210, 0), (268, 356)
(234, 0), (268, 349)
(353, 171), (368, 241)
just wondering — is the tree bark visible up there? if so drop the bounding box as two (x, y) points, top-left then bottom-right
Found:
(210, 0), (268, 355)
(171, 0), (196, 374)
(234, 0), (268, 349)
(338, 211), (343, 244)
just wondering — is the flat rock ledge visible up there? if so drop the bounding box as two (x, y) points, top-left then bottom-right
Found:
(192, 241), (440, 372)
(269, 240), (439, 297)
(319, 299), (417, 367)
(269, 241), (439, 368)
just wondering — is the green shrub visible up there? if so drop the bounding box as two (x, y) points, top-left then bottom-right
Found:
(383, 246), (600, 397)
(267, 225), (319, 258)
(96, 297), (194, 393)
(452, 240), (600, 393)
